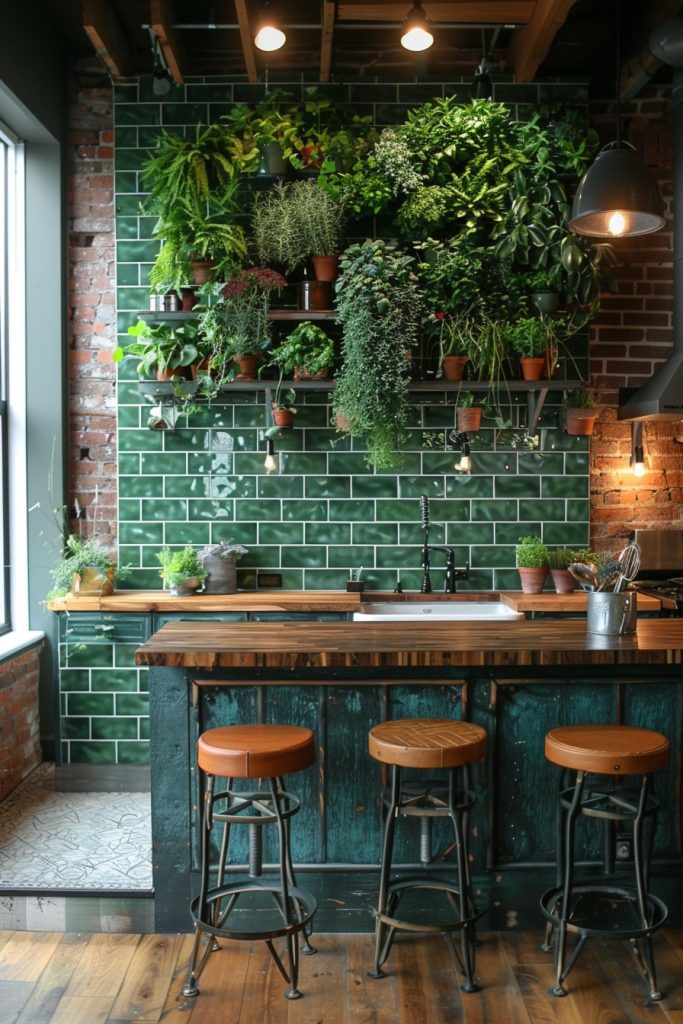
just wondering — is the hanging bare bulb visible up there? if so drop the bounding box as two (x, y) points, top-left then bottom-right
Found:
(400, 1), (433, 51)
(631, 422), (645, 476)
(255, 5), (286, 51)
(264, 438), (278, 474)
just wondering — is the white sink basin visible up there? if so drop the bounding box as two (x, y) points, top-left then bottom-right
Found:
(353, 601), (523, 622)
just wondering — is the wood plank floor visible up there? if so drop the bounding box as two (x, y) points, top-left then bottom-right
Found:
(1, 929), (683, 1023)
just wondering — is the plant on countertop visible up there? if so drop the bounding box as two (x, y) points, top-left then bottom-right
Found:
(157, 546), (208, 594)
(269, 321), (335, 378)
(546, 546), (593, 570)
(252, 179), (344, 274)
(333, 239), (422, 469)
(516, 535), (549, 568)
(48, 535), (119, 599)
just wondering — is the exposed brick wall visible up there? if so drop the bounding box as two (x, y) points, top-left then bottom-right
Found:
(67, 57), (117, 544)
(0, 646), (43, 799)
(589, 85), (682, 549)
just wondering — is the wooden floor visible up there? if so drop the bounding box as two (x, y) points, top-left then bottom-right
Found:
(2, 929), (683, 1023)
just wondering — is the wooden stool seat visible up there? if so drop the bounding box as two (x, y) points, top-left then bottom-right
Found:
(545, 724), (670, 776)
(198, 724), (316, 778)
(368, 718), (487, 769)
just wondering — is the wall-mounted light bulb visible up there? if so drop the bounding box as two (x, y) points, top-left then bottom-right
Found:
(455, 453), (472, 473)
(264, 438), (278, 474)
(630, 421), (645, 477)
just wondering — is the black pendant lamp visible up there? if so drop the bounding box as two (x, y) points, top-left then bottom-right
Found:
(569, 1), (665, 239)
(400, 1), (433, 52)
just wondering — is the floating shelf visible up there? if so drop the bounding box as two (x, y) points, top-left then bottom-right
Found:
(137, 309), (336, 322)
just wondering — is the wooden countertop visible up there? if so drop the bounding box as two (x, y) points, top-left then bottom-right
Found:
(49, 589), (661, 613)
(135, 618), (683, 669)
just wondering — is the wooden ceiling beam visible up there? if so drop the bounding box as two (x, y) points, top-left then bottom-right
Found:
(150, 0), (184, 83)
(234, 0), (259, 83)
(337, 2), (535, 23)
(82, 0), (131, 80)
(512, 0), (576, 82)
(321, 1), (336, 82)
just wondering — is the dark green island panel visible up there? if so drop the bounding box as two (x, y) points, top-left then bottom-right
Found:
(136, 618), (683, 934)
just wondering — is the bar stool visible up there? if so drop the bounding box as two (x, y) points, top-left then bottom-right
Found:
(367, 717), (487, 991)
(183, 724), (317, 1001)
(541, 724), (670, 1000)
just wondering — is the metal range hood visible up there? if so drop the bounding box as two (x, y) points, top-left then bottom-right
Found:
(619, 20), (683, 423)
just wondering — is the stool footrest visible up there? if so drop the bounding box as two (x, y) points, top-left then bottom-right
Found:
(540, 883), (668, 940)
(375, 877), (486, 935)
(192, 881), (316, 943)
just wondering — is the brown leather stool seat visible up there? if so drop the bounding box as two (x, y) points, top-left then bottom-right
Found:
(184, 723), (317, 1003)
(541, 723), (670, 1001)
(367, 718), (487, 993)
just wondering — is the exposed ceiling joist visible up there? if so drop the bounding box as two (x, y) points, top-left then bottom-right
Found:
(336, 1), (535, 24)
(512, 0), (575, 82)
(82, 0), (131, 80)
(150, 0), (184, 83)
(321, 1), (336, 82)
(233, 0), (259, 83)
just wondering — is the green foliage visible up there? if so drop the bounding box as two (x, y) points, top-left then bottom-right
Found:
(516, 535), (549, 568)
(142, 122), (254, 208)
(270, 322), (335, 376)
(546, 546), (591, 570)
(564, 386), (597, 409)
(272, 386), (297, 412)
(157, 546), (208, 589)
(114, 318), (200, 377)
(49, 535), (117, 598)
(458, 391), (480, 409)
(252, 179), (344, 272)
(196, 268), (286, 371)
(333, 240), (421, 469)
(505, 316), (550, 358)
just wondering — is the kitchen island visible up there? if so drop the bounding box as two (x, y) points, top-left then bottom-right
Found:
(136, 618), (683, 932)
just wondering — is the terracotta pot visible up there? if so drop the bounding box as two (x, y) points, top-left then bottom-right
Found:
(566, 407), (597, 435)
(181, 288), (198, 312)
(311, 255), (339, 283)
(191, 359), (212, 380)
(334, 412), (352, 432)
(519, 356), (546, 381)
(441, 355), (468, 381)
(550, 568), (578, 594)
(70, 566), (114, 597)
(456, 406), (482, 433)
(191, 259), (216, 286)
(293, 366), (330, 381)
(272, 407), (295, 428)
(233, 353), (260, 380)
(518, 567), (548, 594)
(156, 366), (193, 381)
(299, 280), (332, 311)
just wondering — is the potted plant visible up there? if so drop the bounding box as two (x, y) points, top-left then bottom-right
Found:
(456, 391), (483, 433)
(157, 545), (208, 595)
(114, 318), (200, 384)
(269, 384), (297, 430)
(505, 316), (549, 381)
(249, 90), (304, 174)
(516, 536), (549, 594)
(198, 541), (249, 594)
(269, 321), (335, 380)
(252, 179), (344, 283)
(333, 239), (421, 469)
(564, 386), (598, 435)
(547, 547), (579, 594)
(196, 268), (286, 382)
(524, 268), (561, 314)
(48, 535), (119, 599)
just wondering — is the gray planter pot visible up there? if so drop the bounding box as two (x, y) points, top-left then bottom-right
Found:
(199, 542), (248, 593)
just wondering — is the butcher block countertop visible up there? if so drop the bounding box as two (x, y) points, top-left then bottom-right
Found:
(135, 618), (683, 669)
(48, 588), (661, 613)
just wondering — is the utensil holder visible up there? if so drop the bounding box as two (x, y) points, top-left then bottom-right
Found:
(586, 591), (637, 635)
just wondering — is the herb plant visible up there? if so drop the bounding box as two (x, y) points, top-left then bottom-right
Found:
(157, 546), (208, 590)
(252, 180), (344, 273)
(516, 536), (549, 568)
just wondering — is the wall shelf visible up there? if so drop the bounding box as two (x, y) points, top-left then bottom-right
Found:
(137, 309), (336, 322)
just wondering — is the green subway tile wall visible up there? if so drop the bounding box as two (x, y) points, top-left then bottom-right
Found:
(113, 75), (591, 597)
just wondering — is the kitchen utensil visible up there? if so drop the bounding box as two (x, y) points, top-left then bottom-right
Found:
(595, 559), (623, 592)
(568, 562), (598, 591)
(614, 543), (641, 593)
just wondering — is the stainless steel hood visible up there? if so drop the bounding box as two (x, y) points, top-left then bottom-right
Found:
(619, 23), (683, 422)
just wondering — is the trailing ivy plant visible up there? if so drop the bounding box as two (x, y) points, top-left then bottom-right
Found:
(333, 240), (422, 469)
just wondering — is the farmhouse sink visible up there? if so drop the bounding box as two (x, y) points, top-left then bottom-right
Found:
(353, 601), (524, 622)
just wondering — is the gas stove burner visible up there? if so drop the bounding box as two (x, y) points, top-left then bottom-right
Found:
(635, 578), (683, 615)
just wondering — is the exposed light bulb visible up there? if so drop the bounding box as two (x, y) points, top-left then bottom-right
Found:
(401, 2), (433, 51)
(456, 454), (472, 473)
(607, 211), (627, 236)
(255, 24), (286, 51)
(264, 439), (278, 474)
(633, 458), (645, 477)
(630, 422), (645, 477)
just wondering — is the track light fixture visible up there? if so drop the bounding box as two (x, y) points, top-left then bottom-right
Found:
(400, 1), (433, 52)
(569, 0), (664, 238)
(255, 2), (286, 52)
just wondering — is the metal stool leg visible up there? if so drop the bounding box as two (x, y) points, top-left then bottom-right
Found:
(183, 771), (215, 997)
(631, 775), (662, 1001)
(552, 769), (585, 997)
(368, 764), (401, 980)
(449, 766), (478, 993)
